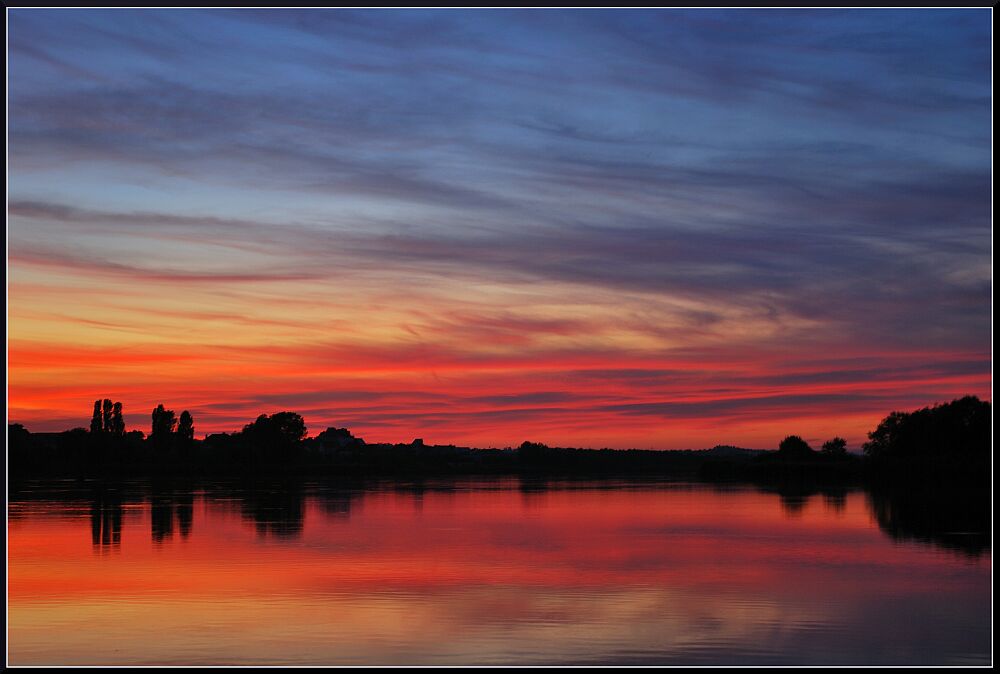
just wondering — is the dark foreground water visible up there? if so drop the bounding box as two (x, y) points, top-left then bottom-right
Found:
(7, 478), (991, 665)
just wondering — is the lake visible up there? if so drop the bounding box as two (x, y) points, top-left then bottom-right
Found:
(6, 477), (991, 665)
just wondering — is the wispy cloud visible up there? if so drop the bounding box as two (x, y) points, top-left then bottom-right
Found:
(7, 8), (991, 446)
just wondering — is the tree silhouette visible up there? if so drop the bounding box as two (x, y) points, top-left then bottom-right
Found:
(91, 399), (104, 434)
(151, 404), (178, 451)
(8, 423), (31, 465)
(102, 399), (114, 434)
(777, 435), (815, 458)
(242, 411), (306, 461)
(110, 402), (126, 437)
(177, 410), (195, 443)
(821, 437), (847, 456)
(863, 396), (990, 460)
(518, 440), (550, 463)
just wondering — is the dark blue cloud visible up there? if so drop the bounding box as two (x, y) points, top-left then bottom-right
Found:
(8, 8), (992, 356)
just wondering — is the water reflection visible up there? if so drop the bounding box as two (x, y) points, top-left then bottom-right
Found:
(7, 478), (990, 666)
(13, 478), (993, 559)
(150, 494), (174, 543)
(518, 476), (549, 509)
(237, 480), (306, 539)
(177, 493), (193, 538)
(149, 486), (195, 543)
(822, 489), (848, 513)
(89, 486), (122, 551)
(757, 484), (854, 520)
(317, 489), (356, 520)
(867, 479), (991, 557)
(394, 479), (427, 513)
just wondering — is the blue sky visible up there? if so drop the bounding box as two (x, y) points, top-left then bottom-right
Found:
(7, 9), (993, 447)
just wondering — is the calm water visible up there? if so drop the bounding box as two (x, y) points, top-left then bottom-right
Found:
(7, 478), (991, 665)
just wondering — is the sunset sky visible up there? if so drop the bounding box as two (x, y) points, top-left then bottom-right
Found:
(7, 9), (992, 449)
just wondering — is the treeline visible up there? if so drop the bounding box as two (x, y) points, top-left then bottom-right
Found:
(862, 395), (990, 462)
(7, 402), (312, 474)
(7, 395), (991, 480)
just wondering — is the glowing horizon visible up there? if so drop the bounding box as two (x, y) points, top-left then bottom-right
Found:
(7, 9), (992, 450)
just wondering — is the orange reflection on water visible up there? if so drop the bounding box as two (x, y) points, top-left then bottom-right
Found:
(7, 481), (991, 666)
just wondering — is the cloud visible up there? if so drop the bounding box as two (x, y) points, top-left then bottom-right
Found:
(9, 179), (992, 354)
(10, 246), (322, 284)
(6, 9), (991, 445)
